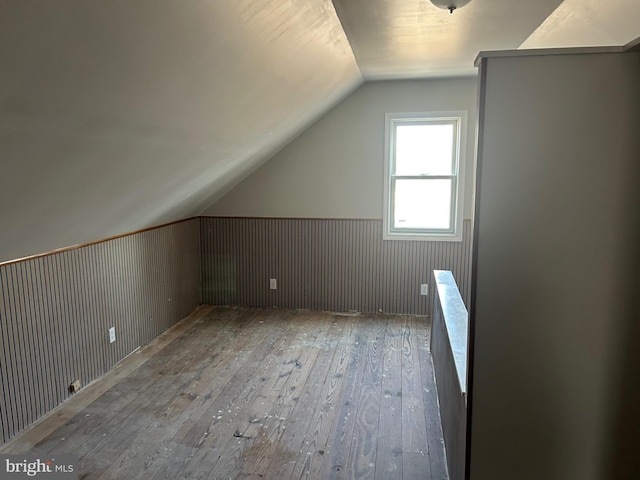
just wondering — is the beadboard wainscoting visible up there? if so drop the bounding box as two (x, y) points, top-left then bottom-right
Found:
(0, 219), (201, 444)
(1, 216), (471, 446)
(200, 217), (471, 315)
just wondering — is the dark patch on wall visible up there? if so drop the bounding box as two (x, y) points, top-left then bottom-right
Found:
(200, 217), (471, 315)
(0, 219), (201, 444)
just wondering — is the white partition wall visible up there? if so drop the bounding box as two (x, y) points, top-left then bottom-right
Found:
(469, 47), (640, 480)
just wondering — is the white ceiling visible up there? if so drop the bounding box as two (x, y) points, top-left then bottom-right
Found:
(333, 0), (564, 78)
(1, 0), (638, 262)
(331, 0), (640, 78)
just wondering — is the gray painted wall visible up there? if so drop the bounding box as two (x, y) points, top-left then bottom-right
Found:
(431, 271), (468, 480)
(470, 51), (640, 480)
(204, 78), (478, 220)
(201, 217), (472, 315)
(0, 219), (201, 444)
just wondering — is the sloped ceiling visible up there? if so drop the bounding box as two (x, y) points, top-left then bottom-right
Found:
(520, 0), (640, 49)
(0, 0), (361, 262)
(1, 0), (639, 263)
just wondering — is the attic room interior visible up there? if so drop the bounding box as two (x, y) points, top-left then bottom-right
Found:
(1, 1), (639, 479)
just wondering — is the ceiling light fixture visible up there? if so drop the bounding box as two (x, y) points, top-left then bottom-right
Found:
(430, 0), (472, 13)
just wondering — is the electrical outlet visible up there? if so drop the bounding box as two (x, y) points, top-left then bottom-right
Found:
(69, 379), (81, 393)
(420, 284), (429, 296)
(269, 278), (277, 290)
(109, 327), (116, 343)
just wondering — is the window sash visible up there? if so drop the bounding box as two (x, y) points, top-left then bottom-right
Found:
(394, 121), (456, 176)
(383, 111), (467, 242)
(389, 176), (457, 234)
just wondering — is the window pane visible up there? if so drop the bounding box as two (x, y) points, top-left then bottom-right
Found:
(395, 123), (454, 176)
(394, 178), (452, 230)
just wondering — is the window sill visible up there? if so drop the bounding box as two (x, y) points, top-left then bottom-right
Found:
(383, 231), (464, 242)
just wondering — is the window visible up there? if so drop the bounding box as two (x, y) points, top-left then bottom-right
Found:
(383, 112), (467, 241)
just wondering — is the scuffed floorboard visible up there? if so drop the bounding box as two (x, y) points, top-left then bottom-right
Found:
(0, 306), (448, 480)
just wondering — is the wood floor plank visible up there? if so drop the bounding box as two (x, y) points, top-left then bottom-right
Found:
(219, 311), (336, 479)
(77, 307), (261, 472)
(274, 314), (360, 479)
(344, 317), (388, 480)
(0, 307), (449, 480)
(105, 309), (295, 480)
(346, 383), (380, 479)
(316, 317), (370, 479)
(153, 309), (302, 480)
(163, 310), (328, 479)
(362, 318), (386, 386)
(374, 316), (403, 480)
(401, 316), (431, 480)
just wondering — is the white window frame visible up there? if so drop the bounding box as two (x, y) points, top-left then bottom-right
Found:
(383, 111), (467, 242)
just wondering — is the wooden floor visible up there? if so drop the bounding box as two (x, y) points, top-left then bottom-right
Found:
(0, 306), (448, 480)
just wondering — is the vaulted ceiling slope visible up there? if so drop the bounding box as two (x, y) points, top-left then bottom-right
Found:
(0, 0), (361, 263)
(520, 0), (640, 49)
(1, 0), (639, 263)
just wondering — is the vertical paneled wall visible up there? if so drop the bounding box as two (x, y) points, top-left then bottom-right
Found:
(0, 219), (200, 444)
(0, 215), (470, 445)
(201, 217), (472, 315)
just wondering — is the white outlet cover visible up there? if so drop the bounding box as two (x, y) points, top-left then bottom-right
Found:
(109, 327), (116, 343)
(269, 278), (277, 290)
(420, 284), (429, 296)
